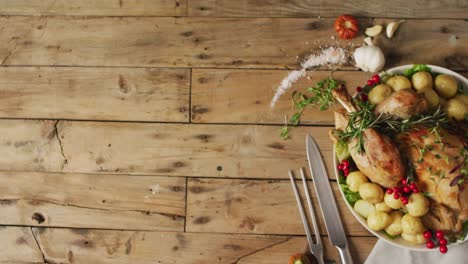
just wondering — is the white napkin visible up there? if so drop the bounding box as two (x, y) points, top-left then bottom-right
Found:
(365, 239), (468, 264)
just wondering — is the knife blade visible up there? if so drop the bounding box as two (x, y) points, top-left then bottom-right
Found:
(306, 134), (353, 264)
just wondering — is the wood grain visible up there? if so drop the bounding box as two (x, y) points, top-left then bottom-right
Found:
(186, 178), (370, 236)
(188, 0), (468, 19)
(0, 171), (185, 231)
(0, 67), (189, 121)
(0, 227), (44, 263)
(26, 227), (376, 263)
(192, 69), (371, 124)
(0, 17), (465, 69)
(0, 0), (187, 16)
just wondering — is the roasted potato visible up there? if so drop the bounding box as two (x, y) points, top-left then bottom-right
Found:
(384, 192), (403, 209)
(346, 171), (368, 192)
(435, 74), (458, 98)
(385, 75), (412, 91)
(411, 72), (432, 92)
(367, 211), (392, 231)
(385, 211), (403, 236)
(359, 183), (384, 204)
(401, 233), (426, 244)
(446, 97), (468, 121)
(369, 84), (393, 105)
(375, 202), (392, 213)
(455, 94), (468, 105)
(354, 200), (376, 218)
(406, 193), (429, 217)
(401, 214), (425, 235)
(423, 89), (440, 108)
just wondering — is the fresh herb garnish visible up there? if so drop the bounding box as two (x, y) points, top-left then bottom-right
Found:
(280, 77), (341, 140)
(339, 183), (361, 206)
(403, 64), (432, 78)
(460, 221), (468, 241)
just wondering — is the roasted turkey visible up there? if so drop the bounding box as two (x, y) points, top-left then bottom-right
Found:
(332, 86), (405, 188)
(332, 85), (467, 236)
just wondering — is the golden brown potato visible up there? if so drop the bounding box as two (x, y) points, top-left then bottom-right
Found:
(423, 89), (440, 108)
(375, 202), (392, 213)
(401, 214), (425, 235)
(446, 97), (468, 121)
(367, 211), (392, 231)
(411, 72), (432, 93)
(435, 74), (458, 99)
(406, 193), (429, 217)
(455, 94), (468, 105)
(385, 211), (403, 236)
(359, 183), (384, 204)
(401, 233), (426, 244)
(385, 75), (412, 91)
(354, 200), (376, 219)
(384, 192), (403, 209)
(369, 84), (393, 105)
(346, 171), (369, 192)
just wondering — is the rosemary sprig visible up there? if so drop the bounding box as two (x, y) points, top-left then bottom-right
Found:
(337, 105), (449, 153)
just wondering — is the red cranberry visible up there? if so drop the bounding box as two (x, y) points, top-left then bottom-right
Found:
(403, 186), (411, 193)
(412, 188), (419, 193)
(401, 197), (409, 205)
(436, 230), (444, 239)
(361, 93), (368, 101)
(386, 188), (394, 195)
(423, 230), (432, 239)
(367, 80), (374, 86)
(439, 238), (447, 246)
(338, 164), (344, 170)
(342, 160), (350, 167)
(393, 193), (400, 199)
(439, 245), (448, 254)
(401, 179), (407, 185)
(426, 240), (435, 249)
(356, 86), (363, 92)
(371, 74), (381, 84)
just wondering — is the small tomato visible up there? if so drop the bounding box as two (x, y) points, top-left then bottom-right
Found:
(334, 14), (359, 39)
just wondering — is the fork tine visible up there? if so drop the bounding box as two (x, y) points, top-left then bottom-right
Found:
(289, 170), (315, 253)
(300, 168), (322, 246)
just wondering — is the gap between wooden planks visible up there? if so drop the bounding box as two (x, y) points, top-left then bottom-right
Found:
(0, 119), (336, 179)
(0, 17), (465, 69)
(0, 226), (376, 264)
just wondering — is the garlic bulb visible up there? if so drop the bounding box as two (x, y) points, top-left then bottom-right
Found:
(353, 45), (385, 72)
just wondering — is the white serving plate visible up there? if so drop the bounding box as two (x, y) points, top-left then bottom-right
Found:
(334, 64), (468, 251)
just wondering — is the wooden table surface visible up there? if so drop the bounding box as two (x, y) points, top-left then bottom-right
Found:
(0, 1), (466, 263)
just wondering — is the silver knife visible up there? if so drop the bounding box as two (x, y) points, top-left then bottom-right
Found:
(306, 134), (353, 264)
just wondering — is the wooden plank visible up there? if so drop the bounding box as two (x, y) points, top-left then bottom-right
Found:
(0, 67), (189, 122)
(29, 227), (376, 263)
(0, 171), (185, 231)
(0, 120), (336, 179)
(192, 69), (468, 125)
(1, 17), (465, 70)
(192, 69), (371, 124)
(188, 0), (468, 19)
(0, 227), (44, 263)
(186, 178), (369, 236)
(0, 0), (187, 16)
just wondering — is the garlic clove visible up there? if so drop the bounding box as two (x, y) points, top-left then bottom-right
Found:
(364, 37), (374, 46)
(386, 20), (404, 38)
(365, 25), (383, 37)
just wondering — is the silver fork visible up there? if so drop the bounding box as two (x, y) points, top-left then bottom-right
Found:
(289, 168), (325, 264)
